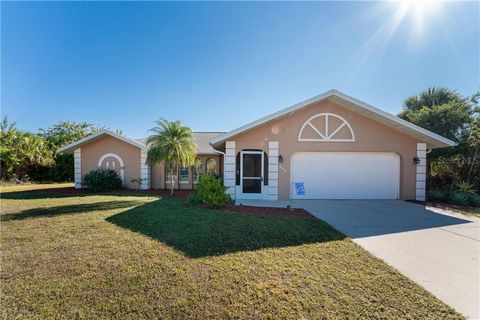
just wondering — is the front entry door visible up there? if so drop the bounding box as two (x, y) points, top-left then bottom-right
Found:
(240, 151), (263, 199)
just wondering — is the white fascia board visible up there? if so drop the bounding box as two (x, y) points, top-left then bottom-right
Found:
(210, 90), (336, 145)
(58, 130), (147, 153)
(209, 89), (456, 148)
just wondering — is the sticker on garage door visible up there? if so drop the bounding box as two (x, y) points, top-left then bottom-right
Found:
(294, 182), (305, 196)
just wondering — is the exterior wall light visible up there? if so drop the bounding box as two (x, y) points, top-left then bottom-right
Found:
(278, 155), (284, 163)
(413, 156), (420, 165)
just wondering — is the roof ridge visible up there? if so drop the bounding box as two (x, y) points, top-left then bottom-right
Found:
(210, 89), (455, 149)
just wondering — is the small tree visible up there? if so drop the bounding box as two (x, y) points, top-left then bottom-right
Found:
(196, 174), (230, 208)
(146, 119), (196, 195)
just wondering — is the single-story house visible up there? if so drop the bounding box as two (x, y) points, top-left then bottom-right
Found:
(59, 89), (455, 202)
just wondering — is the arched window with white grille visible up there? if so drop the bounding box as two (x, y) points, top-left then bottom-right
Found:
(298, 113), (355, 142)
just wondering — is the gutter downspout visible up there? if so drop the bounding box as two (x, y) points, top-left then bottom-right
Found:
(210, 142), (233, 199)
(210, 142), (226, 177)
(210, 143), (225, 156)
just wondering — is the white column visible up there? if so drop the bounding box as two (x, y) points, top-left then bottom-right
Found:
(74, 148), (82, 189)
(416, 143), (427, 201)
(268, 141), (279, 200)
(140, 150), (150, 190)
(224, 141), (236, 200)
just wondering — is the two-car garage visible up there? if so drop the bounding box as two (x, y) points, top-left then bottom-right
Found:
(290, 152), (400, 200)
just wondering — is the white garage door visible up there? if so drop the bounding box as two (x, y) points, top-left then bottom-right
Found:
(291, 152), (400, 199)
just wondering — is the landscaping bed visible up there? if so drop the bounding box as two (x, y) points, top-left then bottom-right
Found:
(224, 203), (313, 218)
(427, 201), (480, 217)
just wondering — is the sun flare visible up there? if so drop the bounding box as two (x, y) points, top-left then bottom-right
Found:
(396, 0), (442, 35)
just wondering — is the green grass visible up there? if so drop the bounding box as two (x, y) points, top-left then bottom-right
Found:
(1, 184), (463, 319)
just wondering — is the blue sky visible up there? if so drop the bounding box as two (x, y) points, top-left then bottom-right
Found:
(2, 1), (478, 138)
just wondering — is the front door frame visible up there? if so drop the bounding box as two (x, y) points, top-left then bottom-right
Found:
(239, 150), (264, 200)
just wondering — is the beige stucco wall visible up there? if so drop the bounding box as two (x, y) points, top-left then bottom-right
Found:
(150, 154), (222, 189)
(81, 135), (142, 189)
(232, 99), (419, 200)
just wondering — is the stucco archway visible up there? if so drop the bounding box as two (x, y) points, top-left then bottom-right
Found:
(98, 153), (125, 185)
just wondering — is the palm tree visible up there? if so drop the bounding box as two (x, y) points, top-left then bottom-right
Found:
(146, 119), (197, 195)
(401, 87), (464, 113)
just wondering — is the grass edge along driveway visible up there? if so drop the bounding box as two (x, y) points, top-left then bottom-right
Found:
(1, 184), (464, 319)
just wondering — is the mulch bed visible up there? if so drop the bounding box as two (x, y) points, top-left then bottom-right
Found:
(425, 201), (479, 214)
(10, 186), (313, 218)
(12, 186), (194, 199)
(223, 203), (314, 219)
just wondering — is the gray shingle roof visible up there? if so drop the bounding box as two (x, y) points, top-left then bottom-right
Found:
(135, 132), (225, 155)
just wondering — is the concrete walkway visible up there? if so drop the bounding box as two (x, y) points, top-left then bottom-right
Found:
(237, 199), (480, 319)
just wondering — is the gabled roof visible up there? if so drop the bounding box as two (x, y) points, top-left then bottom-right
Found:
(136, 132), (224, 155)
(210, 89), (456, 149)
(58, 130), (147, 153)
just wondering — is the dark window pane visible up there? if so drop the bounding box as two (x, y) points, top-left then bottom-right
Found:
(242, 179), (261, 193)
(236, 153), (241, 185)
(263, 151), (268, 186)
(243, 154), (261, 177)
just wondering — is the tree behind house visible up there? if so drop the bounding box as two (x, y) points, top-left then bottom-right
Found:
(0, 117), (54, 181)
(398, 87), (479, 191)
(33, 121), (124, 182)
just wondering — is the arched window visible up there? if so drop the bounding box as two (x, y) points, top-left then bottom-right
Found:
(206, 158), (217, 174)
(298, 113), (355, 142)
(98, 153), (125, 185)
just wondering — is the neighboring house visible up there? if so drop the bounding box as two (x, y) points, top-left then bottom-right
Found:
(59, 89), (455, 202)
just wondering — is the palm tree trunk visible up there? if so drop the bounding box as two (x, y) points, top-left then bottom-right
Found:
(170, 166), (175, 195)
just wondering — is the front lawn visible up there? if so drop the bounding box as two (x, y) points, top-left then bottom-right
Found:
(0, 184), (462, 319)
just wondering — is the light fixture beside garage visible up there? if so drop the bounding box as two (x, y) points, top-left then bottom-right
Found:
(278, 155), (284, 163)
(413, 156), (421, 165)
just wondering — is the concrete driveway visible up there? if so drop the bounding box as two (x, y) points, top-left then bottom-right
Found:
(295, 200), (480, 319)
(237, 199), (479, 318)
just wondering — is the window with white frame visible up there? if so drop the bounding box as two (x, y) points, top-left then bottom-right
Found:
(179, 166), (189, 184)
(193, 159), (202, 184)
(165, 164), (173, 184)
(206, 158), (216, 174)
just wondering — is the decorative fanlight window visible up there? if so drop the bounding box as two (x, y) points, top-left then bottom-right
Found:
(298, 113), (355, 142)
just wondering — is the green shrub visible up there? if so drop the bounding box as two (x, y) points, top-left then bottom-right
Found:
(450, 191), (470, 206)
(196, 174), (230, 208)
(428, 185), (480, 208)
(82, 169), (122, 192)
(427, 190), (450, 203)
(130, 178), (145, 189)
(186, 193), (204, 206)
(469, 193), (480, 207)
(454, 181), (477, 194)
